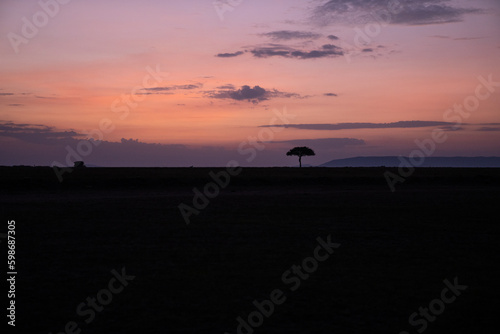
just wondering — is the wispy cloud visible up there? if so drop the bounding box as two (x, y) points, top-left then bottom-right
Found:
(35, 95), (56, 99)
(216, 84), (236, 89)
(140, 83), (203, 95)
(144, 84), (202, 91)
(439, 126), (463, 131)
(260, 30), (322, 41)
(249, 43), (344, 59)
(260, 121), (460, 130)
(430, 35), (483, 41)
(477, 127), (500, 132)
(216, 51), (244, 58)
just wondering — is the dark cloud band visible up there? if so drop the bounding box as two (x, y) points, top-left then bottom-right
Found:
(260, 121), (463, 130)
(312, 0), (481, 26)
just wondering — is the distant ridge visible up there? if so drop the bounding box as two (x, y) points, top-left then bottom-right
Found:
(319, 156), (500, 167)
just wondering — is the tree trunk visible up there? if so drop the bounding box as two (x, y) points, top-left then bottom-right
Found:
(299, 156), (302, 168)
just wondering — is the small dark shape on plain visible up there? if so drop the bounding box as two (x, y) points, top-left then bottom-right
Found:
(74, 161), (86, 168)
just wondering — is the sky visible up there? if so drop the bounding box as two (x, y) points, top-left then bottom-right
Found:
(0, 0), (499, 167)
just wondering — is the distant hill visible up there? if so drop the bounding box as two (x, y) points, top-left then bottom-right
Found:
(319, 156), (500, 167)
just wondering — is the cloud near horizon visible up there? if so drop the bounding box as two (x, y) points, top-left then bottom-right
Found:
(476, 127), (500, 132)
(273, 137), (365, 148)
(0, 121), (231, 167)
(0, 121), (319, 167)
(260, 121), (466, 130)
(0, 121), (84, 145)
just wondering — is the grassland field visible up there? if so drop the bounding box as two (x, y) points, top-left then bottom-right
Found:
(1, 166), (499, 333)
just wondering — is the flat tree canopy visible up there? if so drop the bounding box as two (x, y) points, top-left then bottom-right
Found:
(286, 146), (315, 167)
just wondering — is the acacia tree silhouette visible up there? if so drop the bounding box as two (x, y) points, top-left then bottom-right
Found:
(286, 146), (315, 167)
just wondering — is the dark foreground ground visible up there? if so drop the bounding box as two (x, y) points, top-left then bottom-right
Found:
(1, 167), (499, 334)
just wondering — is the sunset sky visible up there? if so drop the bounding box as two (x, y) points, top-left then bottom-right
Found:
(1, 0), (499, 167)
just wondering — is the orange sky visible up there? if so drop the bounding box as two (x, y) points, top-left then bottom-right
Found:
(1, 0), (499, 166)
